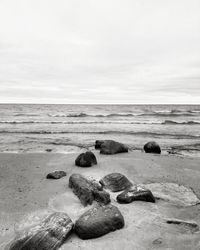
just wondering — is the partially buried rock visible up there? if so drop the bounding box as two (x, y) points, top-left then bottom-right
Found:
(46, 171), (66, 179)
(69, 173), (110, 206)
(75, 151), (97, 167)
(144, 141), (161, 154)
(96, 140), (128, 154)
(117, 185), (155, 203)
(75, 204), (124, 239)
(9, 212), (73, 250)
(100, 173), (133, 192)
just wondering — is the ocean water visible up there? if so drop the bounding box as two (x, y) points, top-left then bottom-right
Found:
(0, 104), (200, 157)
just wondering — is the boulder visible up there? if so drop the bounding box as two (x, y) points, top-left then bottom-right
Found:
(144, 141), (161, 154)
(75, 151), (97, 167)
(74, 204), (124, 239)
(69, 174), (110, 206)
(9, 212), (73, 250)
(117, 185), (155, 203)
(100, 140), (128, 155)
(95, 140), (128, 154)
(100, 173), (133, 192)
(46, 171), (66, 179)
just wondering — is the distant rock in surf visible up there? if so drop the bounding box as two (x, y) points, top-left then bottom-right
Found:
(9, 212), (73, 250)
(75, 151), (97, 167)
(74, 204), (124, 239)
(46, 171), (66, 179)
(117, 185), (155, 204)
(95, 140), (128, 154)
(144, 141), (161, 154)
(69, 173), (110, 206)
(100, 173), (133, 192)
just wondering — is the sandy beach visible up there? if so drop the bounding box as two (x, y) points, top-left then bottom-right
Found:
(0, 151), (200, 250)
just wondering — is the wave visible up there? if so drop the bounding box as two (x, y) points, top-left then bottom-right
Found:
(162, 120), (200, 125)
(0, 130), (199, 139)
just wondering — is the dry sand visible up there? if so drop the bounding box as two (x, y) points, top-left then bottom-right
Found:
(0, 151), (200, 250)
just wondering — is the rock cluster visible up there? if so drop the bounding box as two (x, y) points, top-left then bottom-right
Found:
(69, 173), (110, 206)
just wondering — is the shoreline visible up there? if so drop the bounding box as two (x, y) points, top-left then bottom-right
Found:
(1, 151), (200, 249)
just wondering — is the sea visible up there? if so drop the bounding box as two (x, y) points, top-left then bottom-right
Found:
(0, 104), (200, 157)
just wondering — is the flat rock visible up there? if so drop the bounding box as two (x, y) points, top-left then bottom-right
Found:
(96, 140), (128, 154)
(166, 218), (199, 233)
(75, 151), (97, 167)
(117, 185), (155, 203)
(74, 204), (125, 239)
(69, 174), (110, 206)
(100, 173), (133, 192)
(144, 141), (161, 154)
(145, 182), (200, 206)
(9, 212), (73, 250)
(46, 171), (66, 179)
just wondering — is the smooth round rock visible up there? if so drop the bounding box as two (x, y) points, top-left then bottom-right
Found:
(46, 171), (66, 179)
(97, 140), (128, 155)
(144, 141), (161, 154)
(75, 151), (97, 167)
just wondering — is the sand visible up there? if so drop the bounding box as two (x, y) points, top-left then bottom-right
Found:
(0, 151), (200, 250)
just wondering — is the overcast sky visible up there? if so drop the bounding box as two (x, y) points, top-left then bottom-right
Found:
(0, 0), (199, 104)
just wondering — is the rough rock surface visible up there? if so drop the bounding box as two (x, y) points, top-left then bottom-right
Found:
(75, 204), (125, 239)
(9, 212), (73, 250)
(117, 185), (155, 203)
(75, 151), (97, 167)
(69, 174), (110, 206)
(144, 182), (200, 206)
(46, 171), (66, 179)
(144, 141), (161, 154)
(95, 140), (128, 154)
(100, 173), (133, 192)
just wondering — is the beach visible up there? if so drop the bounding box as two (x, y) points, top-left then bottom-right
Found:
(1, 151), (200, 250)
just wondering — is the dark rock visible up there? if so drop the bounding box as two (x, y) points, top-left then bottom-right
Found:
(75, 204), (124, 239)
(99, 140), (128, 155)
(9, 212), (73, 250)
(46, 171), (66, 179)
(95, 140), (105, 149)
(144, 141), (161, 154)
(117, 185), (155, 203)
(75, 151), (97, 167)
(69, 174), (110, 206)
(166, 219), (199, 233)
(100, 173), (133, 192)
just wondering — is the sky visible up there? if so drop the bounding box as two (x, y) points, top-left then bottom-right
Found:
(0, 0), (199, 104)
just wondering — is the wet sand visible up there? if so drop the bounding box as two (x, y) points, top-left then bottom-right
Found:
(0, 151), (200, 250)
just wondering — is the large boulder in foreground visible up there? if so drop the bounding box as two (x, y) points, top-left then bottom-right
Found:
(75, 204), (125, 239)
(69, 174), (110, 206)
(75, 151), (97, 167)
(117, 185), (155, 204)
(46, 171), (66, 179)
(95, 140), (128, 154)
(9, 212), (73, 250)
(144, 141), (161, 154)
(100, 173), (133, 192)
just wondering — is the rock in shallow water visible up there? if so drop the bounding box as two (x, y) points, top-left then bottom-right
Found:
(75, 151), (97, 167)
(9, 212), (73, 250)
(95, 140), (128, 154)
(144, 141), (161, 154)
(100, 173), (133, 192)
(75, 204), (125, 239)
(46, 171), (66, 179)
(69, 174), (110, 206)
(117, 185), (155, 203)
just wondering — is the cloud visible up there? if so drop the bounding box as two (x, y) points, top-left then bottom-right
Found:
(0, 0), (199, 103)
